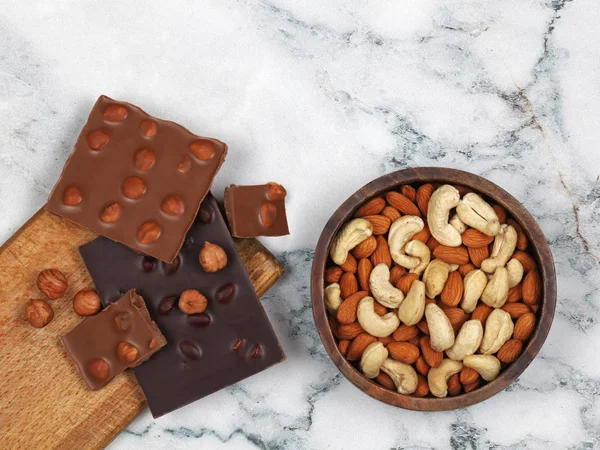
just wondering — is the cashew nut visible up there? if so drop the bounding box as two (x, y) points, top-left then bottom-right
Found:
(481, 266), (509, 308)
(456, 193), (501, 237)
(481, 224), (518, 273)
(369, 264), (405, 309)
(506, 258), (524, 288)
(360, 342), (389, 378)
(324, 283), (342, 313)
(446, 320), (483, 361)
(427, 185), (462, 247)
(479, 309), (514, 354)
(425, 303), (455, 352)
(422, 259), (451, 298)
(463, 355), (501, 381)
(406, 240), (431, 275)
(388, 216), (424, 269)
(330, 218), (373, 265)
(450, 214), (467, 234)
(397, 280), (426, 326)
(380, 358), (418, 394)
(357, 297), (400, 337)
(428, 359), (463, 398)
(461, 269), (488, 313)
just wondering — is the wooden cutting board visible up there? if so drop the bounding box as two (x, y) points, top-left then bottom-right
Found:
(0, 208), (284, 450)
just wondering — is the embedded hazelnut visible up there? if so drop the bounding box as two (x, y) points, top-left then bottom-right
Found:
(63, 186), (82, 206)
(100, 203), (122, 223)
(149, 338), (158, 350)
(179, 340), (201, 360)
(87, 130), (109, 150)
(37, 269), (68, 299)
(117, 341), (139, 363)
(189, 140), (214, 161)
(178, 289), (208, 315)
(103, 104), (128, 121)
(122, 177), (146, 199)
(161, 195), (185, 216)
(216, 283), (236, 303)
(260, 202), (277, 228)
(232, 338), (245, 351)
(114, 311), (131, 331)
(266, 182), (287, 201)
(177, 156), (192, 173)
(88, 359), (110, 381)
(25, 299), (54, 328)
(73, 289), (101, 316)
(137, 222), (161, 244)
(158, 295), (177, 315)
(134, 148), (156, 171)
(199, 242), (227, 273)
(198, 204), (214, 224)
(140, 120), (157, 137)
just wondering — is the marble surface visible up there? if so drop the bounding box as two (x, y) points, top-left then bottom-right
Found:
(1, 0), (599, 448)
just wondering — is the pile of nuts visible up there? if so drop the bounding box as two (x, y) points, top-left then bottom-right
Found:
(324, 183), (540, 397)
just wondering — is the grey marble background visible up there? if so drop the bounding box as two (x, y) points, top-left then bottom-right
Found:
(1, 0), (599, 448)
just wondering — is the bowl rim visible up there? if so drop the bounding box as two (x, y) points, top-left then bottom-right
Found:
(311, 167), (557, 410)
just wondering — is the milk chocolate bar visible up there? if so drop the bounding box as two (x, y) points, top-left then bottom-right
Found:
(47, 95), (227, 262)
(224, 183), (290, 238)
(62, 289), (166, 391)
(79, 193), (285, 417)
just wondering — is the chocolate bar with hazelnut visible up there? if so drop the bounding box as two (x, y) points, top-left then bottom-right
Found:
(79, 193), (285, 417)
(224, 183), (290, 238)
(46, 95), (227, 263)
(62, 289), (166, 391)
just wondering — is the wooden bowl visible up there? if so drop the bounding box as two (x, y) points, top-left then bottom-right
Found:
(311, 168), (556, 410)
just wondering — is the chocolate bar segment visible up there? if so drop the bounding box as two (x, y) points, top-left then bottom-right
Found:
(79, 194), (285, 417)
(224, 183), (290, 238)
(62, 289), (166, 391)
(47, 95), (227, 262)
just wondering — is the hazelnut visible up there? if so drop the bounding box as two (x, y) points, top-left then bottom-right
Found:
(177, 156), (192, 173)
(148, 338), (158, 350)
(189, 140), (214, 161)
(266, 182), (287, 201)
(122, 176), (146, 199)
(198, 204), (214, 224)
(260, 202), (277, 228)
(250, 344), (262, 358)
(25, 299), (54, 328)
(88, 359), (110, 381)
(37, 269), (68, 299)
(134, 148), (156, 171)
(158, 295), (177, 315)
(114, 311), (131, 331)
(232, 338), (245, 351)
(87, 130), (109, 150)
(199, 242), (227, 273)
(117, 341), (139, 363)
(73, 289), (101, 316)
(216, 283), (235, 303)
(178, 289), (208, 315)
(179, 340), (201, 360)
(63, 186), (82, 206)
(137, 222), (161, 244)
(100, 203), (122, 223)
(140, 120), (158, 137)
(103, 104), (128, 121)
(161, 195), (185, 216)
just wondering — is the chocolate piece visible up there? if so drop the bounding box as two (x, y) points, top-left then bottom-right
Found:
(79, 194), (285, 417)
(224, 183), (290, 238)
(61, 289), (166, 391)
(47, 95), (227, 262)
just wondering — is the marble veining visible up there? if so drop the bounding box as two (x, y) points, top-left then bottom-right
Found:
(1, 0), (599, 448)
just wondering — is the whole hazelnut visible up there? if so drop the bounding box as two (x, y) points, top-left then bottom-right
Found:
(199, 242), (227, 273)
(140, 120), (158, 137)
(178, 289), (208, 315)
(266, 182), (287, 201)
(25, 299), (54, 328)
(189, 140), (214, 161)
(63, 186), (83, 206)
(88, 359), (110, 381)
(114, 311), (131, 331)
(177, 156), (192, 173)
(116, 341), (140, 363)
(134, 148), (156, 171)
(100, 202), (122, 223)
(137, 222), (161, 244)
(37, 269), (68, 299)
(122, 176), (147, 199)
(73, 289), (102, 316)
(260, 202), (277, 228)
(161, 195), (185, 216)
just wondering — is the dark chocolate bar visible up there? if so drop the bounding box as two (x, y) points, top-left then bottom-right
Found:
(79, 193), (285, 417)
(224, 183), (290, 238)
(47, 95), (227, 262)
(62, 289), (166, 390)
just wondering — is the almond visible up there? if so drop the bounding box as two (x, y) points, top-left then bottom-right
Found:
(522, 270), (541, 305)
(392, 324), (419, 342)
(364, 215), (391, 235)
(396, 273), (419, 295)
(440, 271), (463, 307)
(531, 304), (539, 313)
(425, 297), (436, 304)
(492, 204), (507, 224)
(336, 290), (367, 324)
(381, 206), (401, 223)
(416, 184), (434, 216)
(513, 312), (536, 341)
(338, 339), (350, 356)
(507, 284), (523, 303)
(352, 235), (377, 259)
(420, 336), (442, 368)
(378, 335), (395, 345)
(460, 367), (480, 385)
(328, 315), (341, 339)
(389, 265), (406, 286)
(458, 263), (477, 277)
(508, 219), (528, 251)
(426, 236), (441, 252)
(339, 272), (359, 299)
(415, 356), (430, 376)
(375, 371), (396, 390)
(463, 379), (480, 393)
(448, 373), (462, 396)
(412, 226), (431, 244)
(497, 339), (523, 363)
(401, 185), (417, 202)
(434, 245), (470, 265)
(325, 266), (343, 284)
(355, 197), (385, 217)
(357, 258), (373, 292)
(413, 374), (429, 397)
(337, 322), (364, 340)
(346, 332), (377, 360)
(374, 301), (388, 316)
(409, 335), (422, 346)
(340, 253), (357, 273)
(513, 251), (537, 272)
(386, 191), (421, 217)
(442, 306), (468, 332)
(417, 319), (430, 335)
(370, 235), (392, 268)
(462, 228), (494, 248)
(501, 302), (531, 318)
(471, 303), (493, 323)
(387, 342), (420, 364)
(468, 245), (489, 268)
